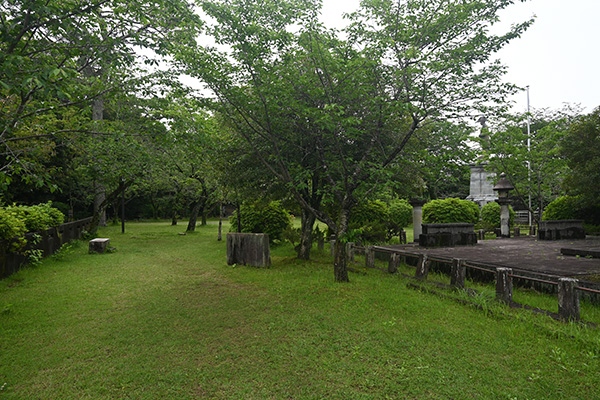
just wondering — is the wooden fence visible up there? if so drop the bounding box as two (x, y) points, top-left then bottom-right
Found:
(0, 217), (92, 279)
(338, 242), (600, 323)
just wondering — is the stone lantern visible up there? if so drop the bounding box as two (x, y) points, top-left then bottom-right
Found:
(493, 173), (514, 237)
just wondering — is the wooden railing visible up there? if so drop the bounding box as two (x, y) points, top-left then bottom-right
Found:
(334, 241), (600, 323)
(0, 217), (91, 279)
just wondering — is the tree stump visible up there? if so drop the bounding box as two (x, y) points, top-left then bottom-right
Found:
(226, 233), (271, 268)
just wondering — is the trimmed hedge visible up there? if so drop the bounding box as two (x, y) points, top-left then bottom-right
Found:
(423, 198), (480, 224)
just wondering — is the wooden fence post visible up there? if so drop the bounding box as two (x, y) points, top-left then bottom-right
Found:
(451, 258), (465, 289)
(415, 254), (429, 280)
(388, 253), (400, 274)
(365, 246), (375, 269)
(558, 278), (580, 321)
(346, 242), (355, 262)
(495, 268), (513, 304)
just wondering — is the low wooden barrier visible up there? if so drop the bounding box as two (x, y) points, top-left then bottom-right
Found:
(343, 243), (600, 323)
(0, 217), (92, 279)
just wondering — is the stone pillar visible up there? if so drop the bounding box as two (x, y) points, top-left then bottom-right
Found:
(409, 199), (427, 243)
(558, 278), (580, 321)
(495, 268), (513, 304)
(365, 246), (375, 269)
(415, 254), (429, 280)
(497, 198), (511, 238)
(450, 258), (466, 289)
(388, 253), (400, 274)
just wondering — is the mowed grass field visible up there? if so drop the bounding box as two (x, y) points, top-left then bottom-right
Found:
(1, 221), (599, 399)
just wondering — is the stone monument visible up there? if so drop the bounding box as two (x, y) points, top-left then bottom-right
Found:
(466, 115), (497, 207)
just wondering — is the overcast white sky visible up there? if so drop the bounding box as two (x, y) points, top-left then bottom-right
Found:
(320, 0), (600, 114)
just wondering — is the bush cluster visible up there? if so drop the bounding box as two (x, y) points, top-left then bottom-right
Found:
(422, 198), (479, 224)
(0, 202), (65, 241)
(543, 195), (580, 221)
(229, 201), (292, 242)
(347, 199), (412, 244)
(348, 200), (389, 244)
(543, 195), (600, 231)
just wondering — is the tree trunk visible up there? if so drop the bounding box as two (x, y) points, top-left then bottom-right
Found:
(297, 209), (316, 260)
(187, 202), (201, 232)
(201, 209), (207, 225)
(218, 202), (223, 241)
(333, 208), (350, 282)
(171, 214), (178, 225)
(92, 97), (106, 227)
(89, 180), (133, 235)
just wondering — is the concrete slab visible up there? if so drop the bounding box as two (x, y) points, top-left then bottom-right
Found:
(379, 236), (600, 280)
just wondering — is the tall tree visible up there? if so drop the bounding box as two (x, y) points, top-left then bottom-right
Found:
(562, 106), (600, 207)
(0, 0), (201, 193)
(482, 107), (578, 221)
(181, 0), (531, 281)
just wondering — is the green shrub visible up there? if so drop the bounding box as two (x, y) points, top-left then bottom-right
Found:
(543, 195), (580, 221)
(349, 200), (390, 244)
(388, 199), (412, 237)
(0, 209), (27, 241)
(229, 201), (292, 242)
(0, 202), (64, 240)
(480, 201), (515, 229)
(422, 198), (480, 224)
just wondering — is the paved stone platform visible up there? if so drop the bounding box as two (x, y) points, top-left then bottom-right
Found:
(380, 236), (600, 280)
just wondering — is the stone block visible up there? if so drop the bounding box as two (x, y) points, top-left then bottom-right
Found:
(89, 238), (110, 254)
(538, 220), (585, 240)
(419, 224), (477, 247)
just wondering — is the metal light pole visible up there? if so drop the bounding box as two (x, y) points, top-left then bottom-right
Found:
(526, 86), (532, 229)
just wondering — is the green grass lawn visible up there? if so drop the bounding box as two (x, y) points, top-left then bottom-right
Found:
(1, 221), (599, 399)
